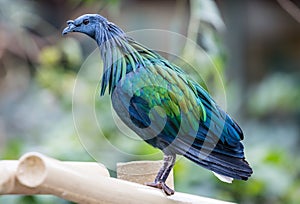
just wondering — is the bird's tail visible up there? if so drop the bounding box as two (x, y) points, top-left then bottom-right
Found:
(183, 148), (253, 181)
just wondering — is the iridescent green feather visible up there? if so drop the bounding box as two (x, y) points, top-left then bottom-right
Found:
(126, 64), (206, 134)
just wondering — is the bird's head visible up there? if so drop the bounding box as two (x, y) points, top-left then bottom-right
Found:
(62, 14), (108, 39)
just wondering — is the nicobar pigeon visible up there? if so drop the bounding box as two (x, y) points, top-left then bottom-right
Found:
(62, 14), (252, 195)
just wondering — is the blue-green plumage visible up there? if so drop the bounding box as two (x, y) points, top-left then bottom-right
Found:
(63, 14), (252, 195)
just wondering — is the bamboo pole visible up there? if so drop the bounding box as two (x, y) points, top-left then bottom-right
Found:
(0, 152), (235, 204)
(0, 160), (52, 195)
(0, 161), (19, 194)
(0, 153), (109, 195)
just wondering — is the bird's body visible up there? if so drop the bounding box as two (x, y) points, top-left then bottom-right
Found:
(63, 14), (252, 195)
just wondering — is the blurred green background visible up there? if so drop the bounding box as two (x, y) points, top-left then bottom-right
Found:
(0, 0), (300, 203)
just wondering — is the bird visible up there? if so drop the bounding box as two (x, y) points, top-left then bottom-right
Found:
(62, 14), (252, 195)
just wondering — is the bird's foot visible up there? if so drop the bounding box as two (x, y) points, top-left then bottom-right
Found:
(146, 181), (175, 196)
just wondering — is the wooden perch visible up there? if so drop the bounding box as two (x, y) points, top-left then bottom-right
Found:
(0, 152), (235, 204)
(117, 160), (174, 188)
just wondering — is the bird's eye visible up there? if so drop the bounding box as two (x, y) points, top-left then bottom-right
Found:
(83, 19), (89, 25)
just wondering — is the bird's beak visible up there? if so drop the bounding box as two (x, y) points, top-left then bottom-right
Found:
(62, 20), (76, 35)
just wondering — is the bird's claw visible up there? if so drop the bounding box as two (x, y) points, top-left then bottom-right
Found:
(146, 181), (175, 196)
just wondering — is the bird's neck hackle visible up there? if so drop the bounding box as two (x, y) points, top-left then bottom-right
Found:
(95, 22), (147, 96)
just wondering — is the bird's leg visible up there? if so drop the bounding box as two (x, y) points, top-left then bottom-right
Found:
(146, 154), (176, 195)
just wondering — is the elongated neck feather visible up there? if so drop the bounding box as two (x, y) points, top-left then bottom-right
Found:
(95, 22), (149, 96)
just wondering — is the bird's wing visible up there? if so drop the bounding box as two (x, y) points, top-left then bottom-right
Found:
(114, 39), (244, 155)
(116, 57), (242, 154)
(121, 62), (204, 131)
(192, 82), (244, 144)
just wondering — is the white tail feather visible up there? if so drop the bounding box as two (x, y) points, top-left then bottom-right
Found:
(212, 171), (233, 183)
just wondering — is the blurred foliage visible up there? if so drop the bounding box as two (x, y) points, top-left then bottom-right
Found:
(0, 0), (300, 204)
(248, 73), (300, 117)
